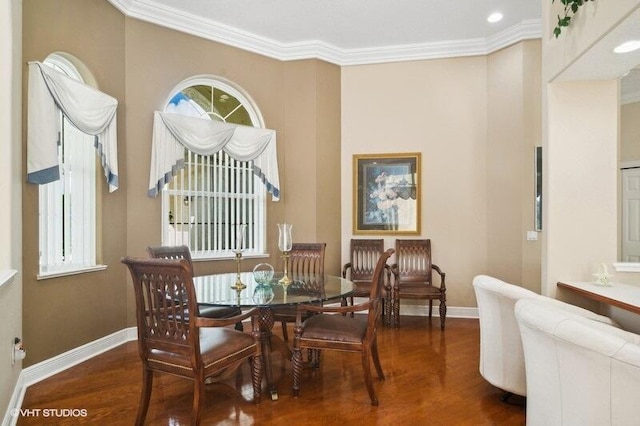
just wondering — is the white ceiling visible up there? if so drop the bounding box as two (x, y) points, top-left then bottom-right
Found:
(109, 0), (542, 65)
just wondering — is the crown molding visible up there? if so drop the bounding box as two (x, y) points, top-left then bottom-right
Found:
(622, 90), (640, 105)
(108, 0), (542, 66)
(486, 19), (542, 54)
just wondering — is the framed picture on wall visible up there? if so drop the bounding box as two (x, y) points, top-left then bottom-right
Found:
(353, 153), (421, 234)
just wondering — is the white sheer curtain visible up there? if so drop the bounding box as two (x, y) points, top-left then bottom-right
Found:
(27, 61), (119, 192)
(148, 111), (281, 200)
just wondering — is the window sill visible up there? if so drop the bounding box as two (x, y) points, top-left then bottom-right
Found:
(193, 253), (270, 262)
(0, 269), (18, 289)
(613, 262), (640, 273)
(37, 264), (108, 280)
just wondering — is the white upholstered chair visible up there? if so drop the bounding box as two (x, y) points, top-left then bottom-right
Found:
(472, 275), (617, 401)
(515, 298), (640, 426)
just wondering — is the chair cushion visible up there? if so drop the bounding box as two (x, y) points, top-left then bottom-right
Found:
(397, 283), (442, 297)
(198, 304), (242, 319)
(300, 314), (368, 343)
(272, 305), (315, 322)
(148, 328), (256, 374)
(199, 327), (257, 369)
(352, 281), (388, 297)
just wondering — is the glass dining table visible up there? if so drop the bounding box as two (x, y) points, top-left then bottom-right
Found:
(192, 271), (355, 400)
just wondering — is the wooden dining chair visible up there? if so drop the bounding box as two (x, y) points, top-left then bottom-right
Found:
(342, 239), (392, 325)
(391, 239), (446, 329)
(292, 248), (394, 406)
(146, 245), (244, 330)
(122, 256), (263, 426)
(271, 242), (326, 341)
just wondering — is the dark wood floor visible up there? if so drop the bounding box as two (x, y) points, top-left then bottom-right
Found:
(17, 316), (525, 425)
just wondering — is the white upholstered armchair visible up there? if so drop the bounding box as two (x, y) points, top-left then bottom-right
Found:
(515, 298), (640, 426)
(472, 275), (617, 401)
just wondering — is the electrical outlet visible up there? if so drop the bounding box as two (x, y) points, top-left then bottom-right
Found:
(11, 337), (25, 365)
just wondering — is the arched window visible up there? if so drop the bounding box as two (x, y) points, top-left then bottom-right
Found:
(38, 54), (99, 277)
(162, 76), (266, 258)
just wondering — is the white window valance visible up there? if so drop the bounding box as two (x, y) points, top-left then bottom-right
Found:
(148, 111), (281, 201)
(27, 61), (119, 192)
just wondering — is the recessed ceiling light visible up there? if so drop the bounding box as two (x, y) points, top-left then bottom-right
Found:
(487, 12), (503, 23)
(614, 40), (640, 54)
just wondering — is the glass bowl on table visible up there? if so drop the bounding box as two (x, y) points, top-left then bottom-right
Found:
(252, 263), (275, 304)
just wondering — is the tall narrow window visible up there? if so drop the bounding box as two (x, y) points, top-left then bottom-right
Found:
(38, 55), (97, 276)
(162, 77), (266, 259)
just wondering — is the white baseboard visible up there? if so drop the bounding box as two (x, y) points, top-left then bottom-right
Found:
(2, 375), (24, 426)
(3, 305), (478, 425)
(21, 327), (137, 387)
(3, 327), (137, 426)
(399, 304), (478, 319)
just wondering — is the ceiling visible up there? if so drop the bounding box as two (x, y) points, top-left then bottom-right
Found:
(108, 0), (542, 65)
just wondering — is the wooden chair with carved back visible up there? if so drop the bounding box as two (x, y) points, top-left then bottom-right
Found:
(122, 256), (262, 425)
(292, 248), (394, 406)
(342, 239), (392, 325)
(271, 242), (326, 341)
(146, 245), (244, 330)
(391, 239), (446, 329)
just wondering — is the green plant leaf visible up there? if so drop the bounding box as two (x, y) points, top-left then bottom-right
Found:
(552, 0), (596, 38)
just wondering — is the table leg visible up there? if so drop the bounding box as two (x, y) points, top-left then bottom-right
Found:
(257, 307), (279, 400)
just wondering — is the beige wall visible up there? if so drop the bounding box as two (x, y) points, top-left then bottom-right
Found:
(546, 81), (618, 299)
(621, 101), (640, 162)
(22, 0), (341, 363)
(487, 40), (542, 293)
(22, 0), (128, 366)
(281, 60), (342, 275)
(341, 43), (542, 309)
(1, 0), (22, 416)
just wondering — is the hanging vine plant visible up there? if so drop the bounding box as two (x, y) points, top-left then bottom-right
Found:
(553, 0), (596, 38)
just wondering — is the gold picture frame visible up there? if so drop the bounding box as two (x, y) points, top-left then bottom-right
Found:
(353, 153), (421, 235)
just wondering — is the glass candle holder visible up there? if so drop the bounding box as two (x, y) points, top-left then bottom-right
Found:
(277, 223), (292, 285)
(231, 224), (247, 290)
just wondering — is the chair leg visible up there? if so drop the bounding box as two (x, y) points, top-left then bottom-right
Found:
(305, 349), (314, 366)
(310, 348), (320, 368)
(371, 337), (385, 381)
(192, 375), (205, 426)
(428, 300), (433, 318)
(250, 355), (262, 404)
(135, 367), (153, 426)
(234, 321), (244, 331)
(394, 294), (400, 328)
(292, 346), (303, 397)
(281, 322), (289, 341)
(439, 297), (447, 330)
(361, 348), (379, 406)
(382, 298), (390, 326)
